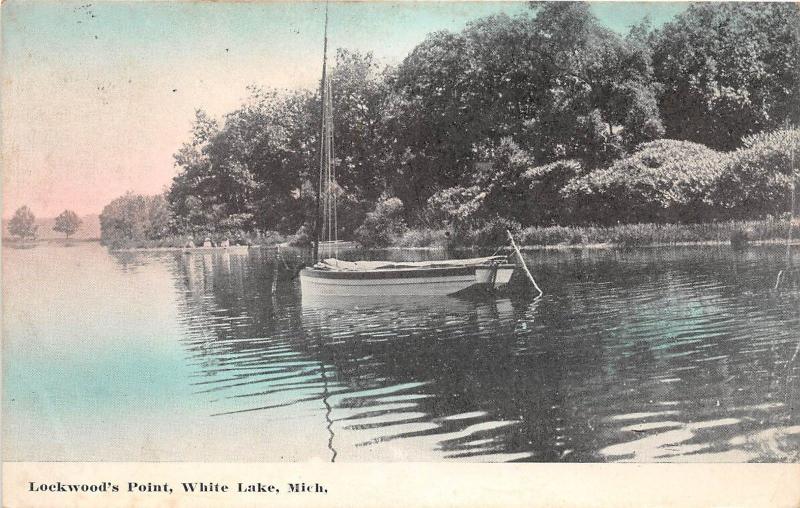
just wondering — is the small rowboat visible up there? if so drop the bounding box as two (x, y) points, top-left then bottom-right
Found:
(300, 256), (515, 297)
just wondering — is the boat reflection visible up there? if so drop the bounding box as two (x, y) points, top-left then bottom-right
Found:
(172, 251), (549, 460)
(165, 246), (800, 462)
(299, 294), (542, 461)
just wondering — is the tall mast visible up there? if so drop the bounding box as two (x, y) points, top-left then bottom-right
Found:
(312, 3), (329, 264)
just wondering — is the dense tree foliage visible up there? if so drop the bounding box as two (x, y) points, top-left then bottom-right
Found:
(111, 2), (799, 244)
(522, 159), (584, 224)
(563, 140), (727, 223)
(562, 131), (800, 224)
(100, 193), (170, 248)
(353, 196), (407, 248)
(712, 129), (800, 217)
(425, 185), (487, 228)
(53, 210), (82, 239)
(8, 206), (38, 240)
(652, 3), (800, 150)
(384, 3), (663, 212)
(168, 92), (312, 236)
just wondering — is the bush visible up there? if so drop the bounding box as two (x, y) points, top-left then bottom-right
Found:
(288, 224), (311, 247)
(712, 129), (800, 218)
(610, 226), (653, 249)
(218, 213), (256, 232)
(468, 217), (521, 248)
(424, 186), (487, 228)
(259, 230), (287, 246)
(518, 225), (570, 245)
(563, 139), (726, 223)
(522, 160), (583, 224)
(354, 197), (407, 248)
(395, 228), (445, 248)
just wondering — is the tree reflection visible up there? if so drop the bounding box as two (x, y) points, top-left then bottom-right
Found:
(164, 246), (800, 462)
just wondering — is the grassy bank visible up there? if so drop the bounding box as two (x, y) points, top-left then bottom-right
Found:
(101, 218), (799, 251)
(393, 218), (800, 249)
(104, 231), (289, 251)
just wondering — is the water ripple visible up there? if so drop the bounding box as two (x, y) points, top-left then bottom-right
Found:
(166, 245), (800, 462)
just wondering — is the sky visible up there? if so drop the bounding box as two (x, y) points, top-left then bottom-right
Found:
(1, 1), (688, 218)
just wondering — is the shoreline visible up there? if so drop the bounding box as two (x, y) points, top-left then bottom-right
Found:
(77, 217), (800, 253)
(381, 238), (800, 252)
(104, 238), (800, 253)
(109, 245), (260, 253)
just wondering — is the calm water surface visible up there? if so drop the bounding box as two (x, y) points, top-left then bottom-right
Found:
(3, 242), (800, 462)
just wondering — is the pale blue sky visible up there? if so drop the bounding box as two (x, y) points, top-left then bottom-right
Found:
(2, 1), (688, 217)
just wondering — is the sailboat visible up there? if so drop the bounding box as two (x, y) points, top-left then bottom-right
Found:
(299, 6), (516, 297)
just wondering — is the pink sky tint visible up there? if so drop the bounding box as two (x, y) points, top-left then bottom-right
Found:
(1, 1), (686, 219)
(2, 48), (318, 218)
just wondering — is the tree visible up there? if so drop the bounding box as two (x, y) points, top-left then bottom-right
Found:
(158, 3), (798, 238)
(329, 49), (392, 203)
(522, 159), (584, 224)
(169, 90), (316, 236)
(99, 192), (170, 248)
(53, 210), (82, 239)
(354, 196), (407, 248)
(384, 4), (664, 219)
(523, 3), (663, 165)
(474, 137), (536, 222)
(425, 185), (487, 228)
(652, 3), (800, 150)
(8, 206), (38, 240)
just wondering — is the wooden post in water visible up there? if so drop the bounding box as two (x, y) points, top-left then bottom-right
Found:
(776, 121), (797, 289)
(788, 126), (796, 260)
(507, 230), (543, 297)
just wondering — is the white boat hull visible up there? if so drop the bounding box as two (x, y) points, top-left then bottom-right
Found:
(300, 264), (515, 297)
(475, 266), (515, 285)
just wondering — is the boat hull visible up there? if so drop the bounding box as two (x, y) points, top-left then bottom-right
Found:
(475, 265), (515, 285)
(300, 264), (515, 297)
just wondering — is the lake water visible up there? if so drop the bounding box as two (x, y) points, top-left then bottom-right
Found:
(3, 242), (800, 462)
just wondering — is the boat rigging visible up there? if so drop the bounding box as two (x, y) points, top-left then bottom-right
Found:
(300, 5), (534, 298)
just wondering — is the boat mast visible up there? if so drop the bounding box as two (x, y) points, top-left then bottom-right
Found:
(312, 3), (330, 264)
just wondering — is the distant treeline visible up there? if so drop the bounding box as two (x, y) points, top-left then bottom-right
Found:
(4, 207), (99, 242)
(100, 3), (800, 248)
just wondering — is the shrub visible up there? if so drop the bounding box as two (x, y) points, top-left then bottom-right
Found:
(424, 186), (487, 228)
(471, 217), (521, 248)
(260, 230), (287, 246)
(712, 129), (800, 218)
(354, 196), (407, 248)
(563, 139), (726, 223)
(288, 224), (311, 247)
(395, 228), (445, 248)
(522, 160), (583, 224)
(218, 213), (256, 232)
(610, 226), (653, 249)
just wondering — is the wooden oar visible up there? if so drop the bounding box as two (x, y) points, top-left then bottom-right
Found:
(507, 229), (543, 297)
